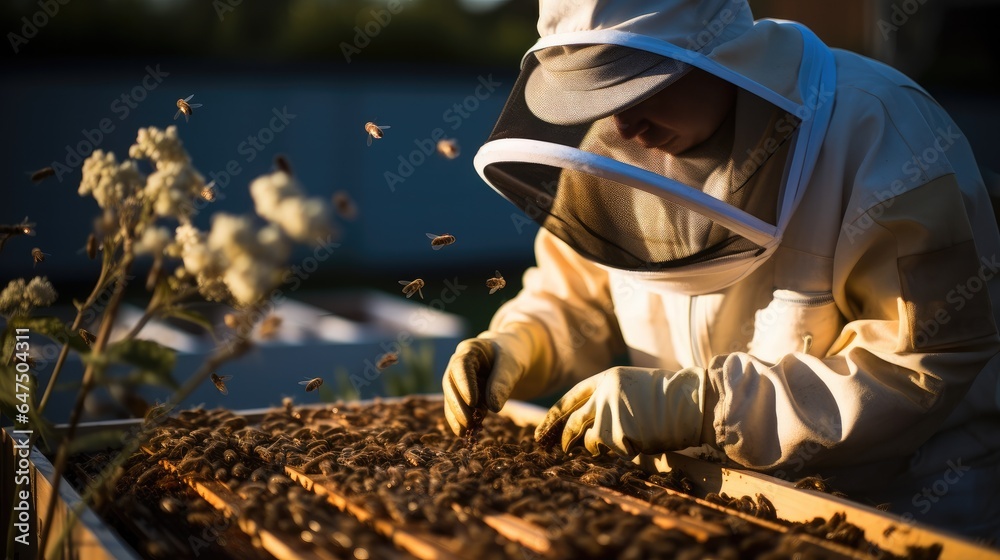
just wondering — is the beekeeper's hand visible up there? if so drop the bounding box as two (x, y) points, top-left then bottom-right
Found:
(442, 322), (551, 436)
(534, 366), (706, 458)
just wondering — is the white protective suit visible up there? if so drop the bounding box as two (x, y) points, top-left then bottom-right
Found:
(471, 0), (1000, 543)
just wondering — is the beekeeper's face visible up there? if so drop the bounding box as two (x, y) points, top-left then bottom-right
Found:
(612, 68), (736, 155)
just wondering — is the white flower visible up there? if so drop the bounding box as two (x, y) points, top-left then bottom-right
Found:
(0, 277), (58, 317)
(144, 161), (206, 221)
(79, 150), (145, 209)
(135, 226), (172, 257)
(249, 171), (301, 213)
(250, 171), (334, 244)
(129, 126), (190, 168)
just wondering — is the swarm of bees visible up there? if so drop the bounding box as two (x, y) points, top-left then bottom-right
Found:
(211, 373), (233, 395)
(436, 138), (460, 159)
(486, 270), (506, 295)
(376, 351), (398, 370)
(299, 377), (323, 392)
(398, 278), (425, 299)
(29, 166), (56, 184)
(426, 233), (455, 250)
(174, 95), (203, 122)
(364, 121), (390, 146)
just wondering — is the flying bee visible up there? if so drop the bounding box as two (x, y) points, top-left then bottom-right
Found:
(436, 138), (460, 159)
(332, 190), (358, 221)
(31, 247), (48, 265)
(399, 278), (425, 299)
(86, 233), (98, 260)
(426, 233), (455, 250)
(29, 166), (56, 184)
(299, 377), (323, 392)
(200, 181), (217, 202)
(486, 270), (506, 294)
(258, 314), (282, 339)
(174, 94), (203, 122)
(223, 313), (239, 329)
(364, 121), (390, 146)
(0, 217), (35, 252)
(376, 351), (398, 370)
(274, 154), (293, 175)
(79, 328), (96, 347)
(211, 373), (233, 395)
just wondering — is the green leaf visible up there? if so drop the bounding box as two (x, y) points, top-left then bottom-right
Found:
(159, 306), (215, 338)
(0, 363), (56, 447)
(104, 339), (178, 389)
(3, 316), (89, 356)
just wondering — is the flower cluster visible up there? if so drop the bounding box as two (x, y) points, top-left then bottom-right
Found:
(129, 126), (207, 223)
(250, 171), (334, 243)
(78, 151), (145, 210)
(0, 276), (58, 317)
(170, 216), (291, 306)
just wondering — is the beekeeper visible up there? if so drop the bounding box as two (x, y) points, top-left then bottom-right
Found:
(442, 0), (1000, 542)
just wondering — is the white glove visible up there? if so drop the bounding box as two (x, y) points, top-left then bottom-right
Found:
(442, 322), (552, 436)
(534, 366), (706, 458)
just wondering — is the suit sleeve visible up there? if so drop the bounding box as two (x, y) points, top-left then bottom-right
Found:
(704, 86), (1000, 471)
(490, 228), (627, 400)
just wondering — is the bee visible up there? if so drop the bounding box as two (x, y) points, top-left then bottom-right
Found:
(364, 121), (390, 146)
(399, 278), (425, 299)
(299, 377), (323, 392)
(436, 138), (460, 159)
(174, 94), (203, 122)
(31, 247), (48, 265)
(200, 181), (217, 202)
(258, 314), (282, 339)
(86, 233), (98, 260)
(274, 154), (293, 175)
(0, 217), (35, 252)
(79, 328), (97, 347)
(223, 313), (239, 329)
(486, 270), (506, 294)
(376, 352), (398, 370)
(211, 372), (233, 395)
(332, 190), (358, 221)
(426, 233), (456, 250)
(29, 166), (56, 184)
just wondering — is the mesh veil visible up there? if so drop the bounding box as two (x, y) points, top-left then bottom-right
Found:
(478, 47), (801, 272)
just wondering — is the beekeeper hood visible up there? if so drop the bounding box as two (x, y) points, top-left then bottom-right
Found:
(474, 0), (837, 294)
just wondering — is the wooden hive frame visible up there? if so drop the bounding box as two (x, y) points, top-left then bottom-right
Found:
(7, 396), (1000, 559)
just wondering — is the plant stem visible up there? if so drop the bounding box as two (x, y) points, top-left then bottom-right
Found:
(36, 261), (113, 417)
(37, 248), (133, 559)
(42, 335), (250, 558)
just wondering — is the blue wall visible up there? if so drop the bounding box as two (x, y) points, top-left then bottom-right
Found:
(1, 61), (539, 286)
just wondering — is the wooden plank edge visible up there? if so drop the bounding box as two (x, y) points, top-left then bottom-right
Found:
(642, 451), (1000, 560)
(285, 465), (464, 560)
